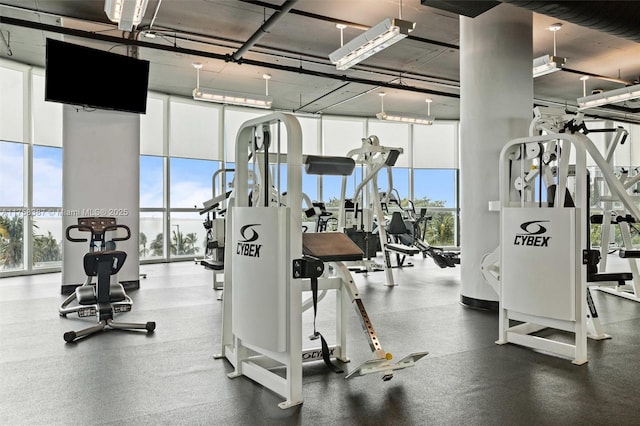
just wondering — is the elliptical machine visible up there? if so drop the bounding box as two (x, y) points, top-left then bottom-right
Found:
(59, 217), (155, 342)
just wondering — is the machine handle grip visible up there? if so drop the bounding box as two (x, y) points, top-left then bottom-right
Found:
(104, 224), (131, 241)
(619, 249), (640, 258)
(65, 225), (89, 242)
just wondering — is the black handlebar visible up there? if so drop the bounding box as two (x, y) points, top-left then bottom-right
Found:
(105, 224), (131, 241)
(65, 217), (131, 243)
(65, 225), (90, 243)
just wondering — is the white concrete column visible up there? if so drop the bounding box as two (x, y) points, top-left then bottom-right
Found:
(459, 4), (533, 308)
(61, 106), (140, 293)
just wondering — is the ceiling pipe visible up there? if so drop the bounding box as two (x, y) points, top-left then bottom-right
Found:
(502, 1), (640, 43)
(293, 82), (352, 112)
(561, 67), (633, 86)
(239, 0), (460, 50)
(147, 0), (163, 31)
(423, 0), (640, 44)
(231, 0), (298, 62)
(0, 15), (459, 100)
(0, 2), (459, 88)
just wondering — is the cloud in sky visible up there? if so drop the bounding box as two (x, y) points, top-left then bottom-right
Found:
(33, 147), (63, 206)
(140, 156), (164, 207)
(0, 142), (24, 206)
(171, 180), (214, 209)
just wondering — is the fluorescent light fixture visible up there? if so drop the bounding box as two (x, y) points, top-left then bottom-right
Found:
(104, 0), (149, 31)
(376, 112), (434, 125)
(193, 88), (273, 109)
(533, 54), (566, 78)
(329, 18), (415, 71)
(192, 64), (273, 109)
(577, 83), (640, 110)
(375, 94), (434, 125)
(533, 23), (566, 78)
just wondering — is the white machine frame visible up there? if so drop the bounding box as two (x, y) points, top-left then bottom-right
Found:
(199, 168), (236, 293)
(338, 135), (419, 286)
(589, 128), (640, 302)
(216, 113), (305, 409)
(534, 109), (640, 303)
(497, 131), (589, 364)
(216, 113), (426, 409)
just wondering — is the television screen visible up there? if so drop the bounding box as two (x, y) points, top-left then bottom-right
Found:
(45, 38), (150, 114)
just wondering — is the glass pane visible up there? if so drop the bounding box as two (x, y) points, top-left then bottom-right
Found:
(411, 170), (458, 247)
(298, 115), (320, 155)
(367, 121), (410, 167)
(419, 211), (456, 247)
(33, 146), (63, 207)
(170, 158), (218, 208)
(0, 66), (24, 142)
(613, 122), (631, 167)
(169, 99), (220, 159)
(140, 211), (165, 260)
(268, 121), (289, 155)
(392, 168), (409, 201)
(0, 141), (24, 206)
(413, 169), (456, 208)
(0, 212), (24, 271)
(322, 116), (364, 156)
(33, 215), (62, 268)
(322, 167), (362, 207)
(140, 95), (165, 156)
(216, 164), (235, 201)
(140, 155), (164, 208)
(32, 74), (63, 147)
(630, 123), (640, 166)
(302, 171), (318, 203)
(170, 212), (207, 258)
(413, 122), (458, 168)
(224, 108), (267, 163)
(270, 163), (292, 198)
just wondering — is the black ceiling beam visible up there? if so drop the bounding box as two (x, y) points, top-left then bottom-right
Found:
(0, 15), (460, 99)
(420, 1), (501, 18)
(238, 0), (461, 50)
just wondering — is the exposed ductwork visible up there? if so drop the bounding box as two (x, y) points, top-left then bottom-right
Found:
(422, 1), (640, 44)
(231, 0), (298, 61)
(420, 0), (640, 42)
(502, 1), (640, 43)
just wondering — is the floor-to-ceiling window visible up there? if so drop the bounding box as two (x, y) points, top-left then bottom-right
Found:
(0, 57), (463, 276)
(0, 62), (27, 273)
(0, 141), (26, 272)
(321, 116), (366, 208)
(31, 72), (64, 269)
(167, 98), (222, 260)
(412, 122), (459, 247)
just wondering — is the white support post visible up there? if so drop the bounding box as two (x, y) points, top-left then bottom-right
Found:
(62, 107), (140, 294)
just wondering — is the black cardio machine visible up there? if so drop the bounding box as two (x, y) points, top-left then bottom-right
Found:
(59, 217), (155, 342)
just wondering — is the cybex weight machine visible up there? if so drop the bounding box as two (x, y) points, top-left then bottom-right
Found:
(496, 108), (620, 364)
(216, 113), (427, 409)
(337, 135), (420, 286)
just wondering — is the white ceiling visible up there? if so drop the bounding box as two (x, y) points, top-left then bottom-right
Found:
(1, 0), (640, 122)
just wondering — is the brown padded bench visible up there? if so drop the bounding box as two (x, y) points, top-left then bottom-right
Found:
(303, 232), (364, 262)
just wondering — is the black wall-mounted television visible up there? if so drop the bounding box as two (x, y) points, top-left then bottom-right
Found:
(45, 38), (150, 114)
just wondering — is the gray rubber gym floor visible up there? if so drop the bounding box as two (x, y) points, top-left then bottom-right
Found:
(2, 255), (640, 425)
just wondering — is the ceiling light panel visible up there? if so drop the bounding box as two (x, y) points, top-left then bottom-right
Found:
(329, 18), (415, 71)
(193, 88), (273, 109)
(104, 0), (149, 31)
(533, 54), (566, 78)
(577, 83), (640, 110)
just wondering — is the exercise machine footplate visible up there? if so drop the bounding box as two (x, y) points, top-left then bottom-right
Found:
(345, 351), (429, 381)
